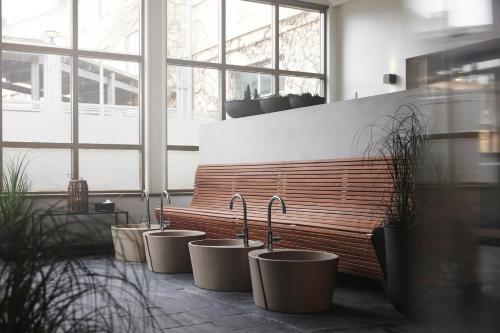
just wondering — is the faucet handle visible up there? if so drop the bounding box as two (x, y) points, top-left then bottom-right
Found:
(272, 233), (280, 242)
(235, 232), (245, 239)
(164, 219), (171, 227)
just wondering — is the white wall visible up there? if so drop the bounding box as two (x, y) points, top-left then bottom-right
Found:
(335, 0), (500, 100)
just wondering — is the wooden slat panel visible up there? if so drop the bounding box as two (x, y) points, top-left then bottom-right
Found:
(158, 157), (390, 280)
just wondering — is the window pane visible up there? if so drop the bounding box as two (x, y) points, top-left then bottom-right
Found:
(167, 151), (198, 190)
(167, 0), (219, 62)
(226, 0), (272, 68)
(2, 51), (71, 142)
(279, 7), (322, 73)
(280, 76), (323, 96)
(79, 150), (141, 190)
(1, 0), (71, 48)
(78, 0), (141, 54)
(226, 71), (273, 100)
(3, 148), (71, 192)
(167, 66), (219, 146)
(78, 58), (140, 144)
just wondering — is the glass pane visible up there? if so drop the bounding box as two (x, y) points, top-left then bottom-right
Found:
(1, 0), (71, 47)
(167, 0), (219, 62)
(167, 66), (219, 146)
(280, 76), (323, 96)
(78, 0), (141, 54)
(3, 148), (71, 192)
(226, 0), (272, 68)
(78, 58), (140, 144)
(2, 51), (71, 143)
(226, 71), (273, 100)
(279, 7), (322, 73)
(167, 150), (198, 190)
(79, 150), (141, 190)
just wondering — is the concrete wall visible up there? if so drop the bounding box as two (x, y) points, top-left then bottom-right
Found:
(200, 88), (496, 184)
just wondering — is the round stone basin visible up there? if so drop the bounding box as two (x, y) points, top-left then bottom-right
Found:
(248, 249), (339, 313)
(143, 230), (206, 273)
(189, 239), (264, 291)
(111, 224), (159, 262)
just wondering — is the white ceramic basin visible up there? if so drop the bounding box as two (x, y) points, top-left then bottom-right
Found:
(248, 249), (339, 313)
(189, 239), (265, 291)
(143, 230), (206, 273)
(111, 224), (159, 262)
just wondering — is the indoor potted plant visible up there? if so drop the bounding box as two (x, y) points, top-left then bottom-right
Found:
(288, 92), (325, 109)
(364, 103), (428, 313)
(225, 85), (262, 118)
(0, 155), (33, 261)
(259, 94), (291, 113)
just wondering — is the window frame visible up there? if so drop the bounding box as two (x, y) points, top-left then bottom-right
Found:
(165, 0), (328, 191)
(0, 0), (146, 194)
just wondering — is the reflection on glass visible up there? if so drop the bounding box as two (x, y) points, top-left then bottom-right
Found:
(226, 0), (273, 68)
(167, 0), (219, 62)
(279, 7), (322, 73)
(78, 58), (140, 144)
(1, 0), (71, 47)
(226, 71), (273, 100)
(2, 51), (71, 142)
(78, 0), (141, 54)
(280, 76), (323, 96)
(3, 148), (71, 191)
(167, 65), (219, 146)
(79, 150), (141, 190)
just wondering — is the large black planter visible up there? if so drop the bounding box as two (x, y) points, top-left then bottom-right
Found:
(371, 226), (386, 279)
(0, 227), (16, 261)
(225, 100), (262, 118)
(289, 95), (325, 109)
(384, 224), (410, 313)
(259, 97), (291, 113)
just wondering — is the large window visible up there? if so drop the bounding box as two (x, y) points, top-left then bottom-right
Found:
(166, 0), (327, 191)
(1, 0), (143, 192)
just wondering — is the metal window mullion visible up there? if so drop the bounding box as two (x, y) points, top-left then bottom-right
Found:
(273, 4), (280, 94)
(220, 0), (226, 120)
(140, 0), (146, 190)
(72, 0), (79, 180)
(322, 10), (327, 99)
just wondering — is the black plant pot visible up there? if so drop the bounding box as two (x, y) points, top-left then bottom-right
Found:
(0, 227), (16, 261)
(371, 226), (386, 279)
(289, 95), (325, 109)
(225, 100), (262, 118)
(312, 95), (326, 105)
(384, 224), (410, 313)
(259, 97), (291, 113)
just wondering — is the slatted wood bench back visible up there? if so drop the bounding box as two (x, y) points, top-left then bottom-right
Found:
(162, 157), (391, 279)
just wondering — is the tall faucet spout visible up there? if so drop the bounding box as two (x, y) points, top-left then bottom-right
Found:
(267, 195), (286, 251)
(141, 190), (151, 229)
(230, 193), (248, 247)
(160, 190), (172, 231)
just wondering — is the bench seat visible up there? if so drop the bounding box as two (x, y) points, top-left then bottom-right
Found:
(158, 158), (391, 279)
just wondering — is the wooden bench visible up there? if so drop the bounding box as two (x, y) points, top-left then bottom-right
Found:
(158, 157), (392, 279)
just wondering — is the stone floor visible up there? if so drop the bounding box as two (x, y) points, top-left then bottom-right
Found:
(85, 256), (427, 333)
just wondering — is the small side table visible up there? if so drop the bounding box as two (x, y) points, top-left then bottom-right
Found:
(31, 209), (129, 247)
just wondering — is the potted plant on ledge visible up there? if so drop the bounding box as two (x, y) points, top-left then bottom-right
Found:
(259, 94), (291, 113)
(225, 85), (262, 118)
(364, 103), (428, 314)
(288, 93), (326, 109)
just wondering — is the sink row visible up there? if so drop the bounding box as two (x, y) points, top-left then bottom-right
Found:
(111, 192), (339, 314)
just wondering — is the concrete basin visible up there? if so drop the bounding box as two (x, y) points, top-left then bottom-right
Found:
(143, 230), (206, 273)
(249, 249), (339, 313)
(111, 224), (159, 262)
(189, 239), (265, 291)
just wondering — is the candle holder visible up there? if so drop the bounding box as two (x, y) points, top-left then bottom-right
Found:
(67, 179), (89, 212)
